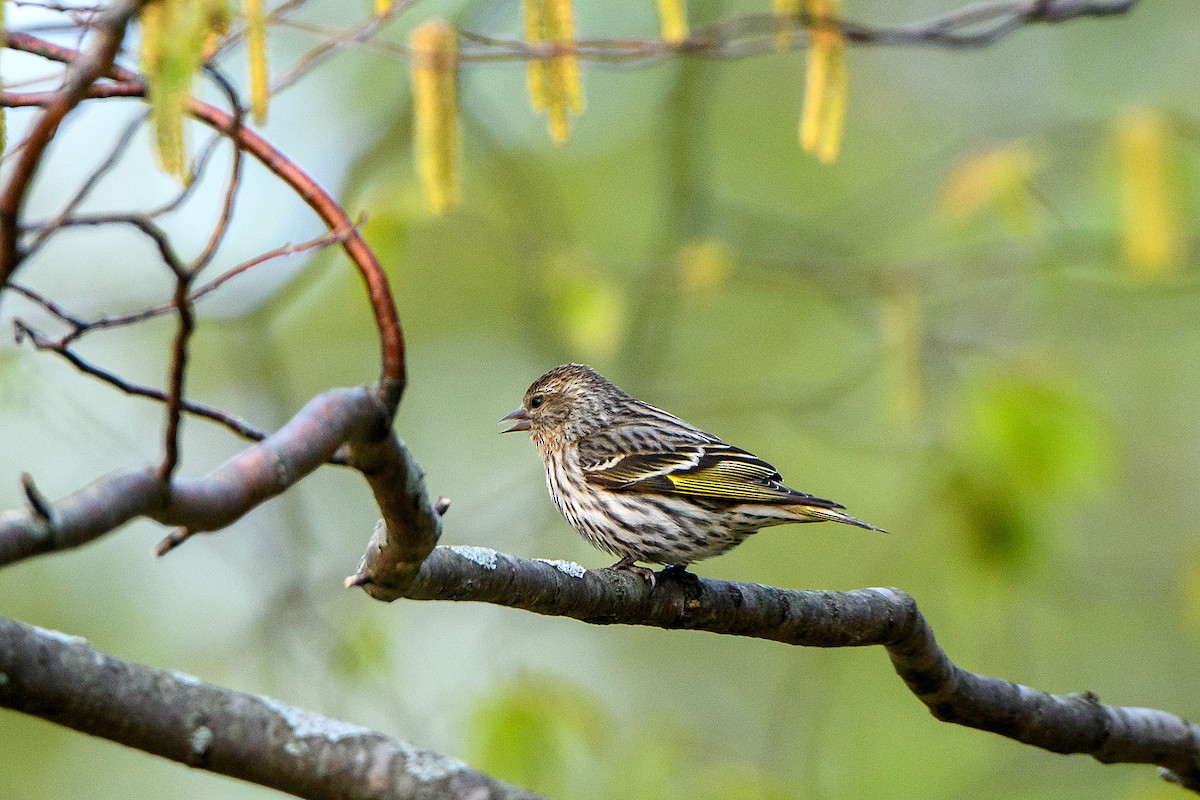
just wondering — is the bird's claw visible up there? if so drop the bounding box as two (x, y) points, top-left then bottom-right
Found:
(611, 557), (658, 589)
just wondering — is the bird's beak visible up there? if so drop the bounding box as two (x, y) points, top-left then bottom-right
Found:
(500, 407), (531, 433)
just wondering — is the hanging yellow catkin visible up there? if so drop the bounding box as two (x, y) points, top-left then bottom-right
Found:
(815, 40), (846, 163)
(524, 0), (584, 143)
(656, 0), (688, 46)
(141, 0), (229, 180)
(799, 0), (847, 164)
(140, 1), (185, 178)
(524, 0), (549, 112)
(374, 0), (393, 15)
(548, 0), (583, 114)
(1115, 110), (1182, 278)
(244, 0), (268, 125)
(410, 20), (461, 214)
(772, 0), (802, 51)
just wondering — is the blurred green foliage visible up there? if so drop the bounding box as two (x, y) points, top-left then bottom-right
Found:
(469, 675), (803, 799)
(469, 675), (613, 797)
(946, 374), (1112, 571)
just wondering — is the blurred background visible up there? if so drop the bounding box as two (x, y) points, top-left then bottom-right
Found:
(1, 1), (1198, 798)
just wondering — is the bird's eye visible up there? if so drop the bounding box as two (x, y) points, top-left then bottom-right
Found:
(530, 394), (544, 409)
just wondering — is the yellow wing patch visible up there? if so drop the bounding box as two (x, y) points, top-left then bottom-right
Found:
(665, 459), (797, 502)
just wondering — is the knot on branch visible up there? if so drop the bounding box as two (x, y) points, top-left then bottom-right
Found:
(345, 485), (450, 601)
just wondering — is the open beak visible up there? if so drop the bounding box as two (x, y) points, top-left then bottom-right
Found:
(500, 407), (531, 433)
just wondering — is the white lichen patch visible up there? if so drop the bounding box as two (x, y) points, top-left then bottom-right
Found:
(260, 696), (374, 741)
(34, 626), (86, 646)
(396, 740), (466, 781)
(171, 670), (201, 686)
(448, 545), (498, 570)
(535, 559), (587, 578)
(189, 725), (214, 757)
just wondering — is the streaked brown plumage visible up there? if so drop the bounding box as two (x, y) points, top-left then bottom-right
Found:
(502, 364), (884, 579)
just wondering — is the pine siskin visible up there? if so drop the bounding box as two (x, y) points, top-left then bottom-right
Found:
(502, 364), (885, 581)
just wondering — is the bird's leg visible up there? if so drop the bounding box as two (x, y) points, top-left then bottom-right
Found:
(611, 556), (657, 588)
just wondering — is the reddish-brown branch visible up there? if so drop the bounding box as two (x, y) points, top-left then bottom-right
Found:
(0, 1), (148, 286)
(2, 33), (406, 396)
(187, 68), (245, 277)
(183, 98), (405, 396)
(158, 275), (195, 480)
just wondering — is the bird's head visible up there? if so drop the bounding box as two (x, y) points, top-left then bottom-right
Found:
(501, 363), (624, 445)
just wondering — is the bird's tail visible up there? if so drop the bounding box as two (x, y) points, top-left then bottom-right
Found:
(785, 504), (888, 533)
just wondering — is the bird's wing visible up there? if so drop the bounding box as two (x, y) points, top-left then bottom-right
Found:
(579, 434), (844, 508)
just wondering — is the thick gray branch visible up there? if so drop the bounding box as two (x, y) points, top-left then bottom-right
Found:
(0, 385), (440, 566)
(0, 615), (542, 800)
(375, 546), (1200, 791)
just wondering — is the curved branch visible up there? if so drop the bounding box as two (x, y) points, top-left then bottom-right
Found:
(0, 615), (542, 800)
(182, 97), (405, 397)
(367, 546), (1200, 791)
(0, 0), (148, 285)
(2, 32), (406, 396)
(0, 385), (440, 566)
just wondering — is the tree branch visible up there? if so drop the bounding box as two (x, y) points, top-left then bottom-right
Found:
(0, 0), (148, 285)
(362, 546), (1200, 791)
(2, 31), (407, 395)
(0, 615), (543, 800)
(452, 0), (1140, 64)
(12, 319), (269, 442)
(0, 385), (440, 565)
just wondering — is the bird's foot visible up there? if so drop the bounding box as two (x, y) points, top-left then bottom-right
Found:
(611, 557), (657, 589)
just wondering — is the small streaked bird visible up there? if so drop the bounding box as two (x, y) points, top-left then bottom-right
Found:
(502, 364), (885, 581)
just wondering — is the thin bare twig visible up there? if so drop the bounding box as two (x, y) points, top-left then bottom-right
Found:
(187, 67), (246, 276)
(13, 320), (267, 442)
(268, 0), (418, 96)
(7, 281), (89, 327)
(157, 275), (194, 479)
(0, 0), (149, 286)
(157, 68), (246, 480)
(460, 0), (1141, 66)
(25, 109), (149, 257)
